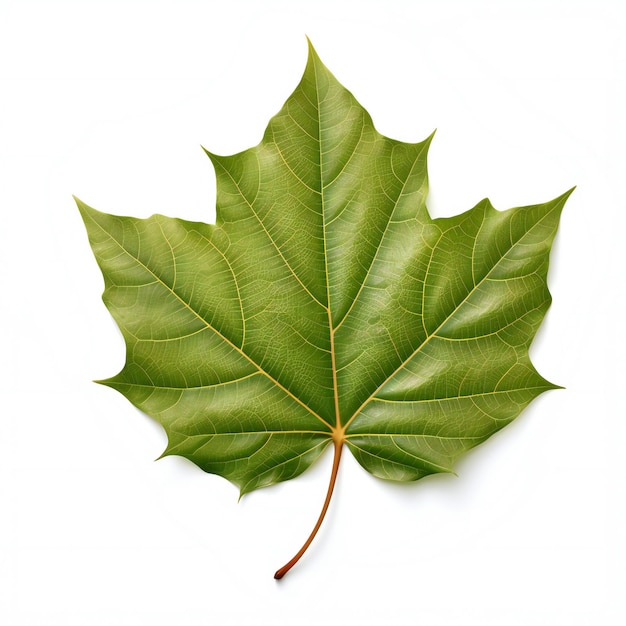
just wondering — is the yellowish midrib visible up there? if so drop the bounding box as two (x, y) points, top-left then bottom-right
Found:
(311, 58), (343, 439)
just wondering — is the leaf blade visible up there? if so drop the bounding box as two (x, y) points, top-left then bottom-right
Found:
(78, 41), (570, 576)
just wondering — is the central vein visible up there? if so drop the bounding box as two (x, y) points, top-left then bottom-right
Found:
(274, 54), (345, 579)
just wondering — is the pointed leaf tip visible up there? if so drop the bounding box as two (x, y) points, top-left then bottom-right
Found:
(201, 144), (214, 160)
(558, 186), (576, 202)
(73, 195), (87, 213)
(547, 186), (575, 216)
(565, 186), (576, 203)
(305, 36), (325, 68)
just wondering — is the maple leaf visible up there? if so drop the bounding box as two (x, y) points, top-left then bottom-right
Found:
(77, 40), (570, 578)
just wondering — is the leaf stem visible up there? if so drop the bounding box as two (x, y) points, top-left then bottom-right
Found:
(274, 437), (343, 579)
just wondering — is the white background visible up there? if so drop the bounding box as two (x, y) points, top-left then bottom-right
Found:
(1, 0), (625, 624)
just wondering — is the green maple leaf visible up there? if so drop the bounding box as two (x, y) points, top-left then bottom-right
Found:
(77, 41), (570, 578)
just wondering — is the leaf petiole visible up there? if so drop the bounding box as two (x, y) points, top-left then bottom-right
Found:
(274, 437), (343, 579)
